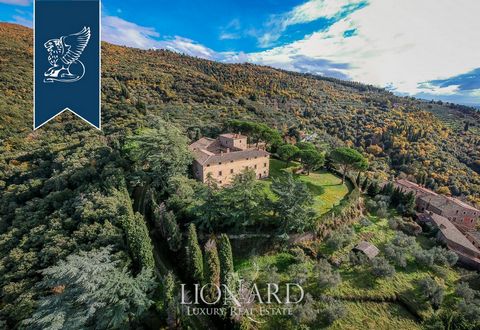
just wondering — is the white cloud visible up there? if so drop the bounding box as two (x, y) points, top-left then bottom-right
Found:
(11, 14), (31, 27)
(259, 0), (364, 47)
(0, 0), (30, 6)
(102, 16), (221, 60)
(219, 19), (242, 40)
(284, 0), (362, 25)
(100, 2), (480, 103)
(245, 0), (480, 96)
(416, 83), (460, 96)
(102, 16), (161, 49)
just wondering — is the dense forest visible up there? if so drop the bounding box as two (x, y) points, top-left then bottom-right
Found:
(0, 22), (480, 328)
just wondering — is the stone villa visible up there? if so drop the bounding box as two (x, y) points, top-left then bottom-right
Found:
(189, 133), (270, 186)
(394, 179), (480, 269)
(418, 212), (480, 269)
(394, 179), (479, 232)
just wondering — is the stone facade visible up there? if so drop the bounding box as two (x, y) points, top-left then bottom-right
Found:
(394, 179), (479, 232)
(418, 213), (480, 270)
(189, 133), (270, 186)
(395, 179), (480, 270)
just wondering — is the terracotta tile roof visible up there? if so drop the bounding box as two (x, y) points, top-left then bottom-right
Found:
(446, 196), (479, 211)
(220, 133), (247, 139)
(189, 135), (269, 166)
(395, 179), (479, 213)
(394, 179), (438, 197)
(189, 137), (215, 151)
(424, 213), (480, 252)
(419, 194), (480, 213)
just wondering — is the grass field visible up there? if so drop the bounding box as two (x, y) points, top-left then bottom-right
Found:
(233, 207), (463, 328)
(261, 159), (351, 215)
(233, 161), (463, 328)
(330, 301), (422, 330)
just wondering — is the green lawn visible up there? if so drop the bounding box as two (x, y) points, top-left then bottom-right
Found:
(261, 159), (351, 215)
(330, 301), (422, 330)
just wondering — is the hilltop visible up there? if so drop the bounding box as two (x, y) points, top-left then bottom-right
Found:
(1, 22), (480, 329)
(1, 22), (478, 204)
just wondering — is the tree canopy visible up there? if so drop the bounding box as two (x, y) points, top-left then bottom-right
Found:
(330, 147), (368, 184)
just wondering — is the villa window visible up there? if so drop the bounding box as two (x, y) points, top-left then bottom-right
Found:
(254, 164), (257, 169)
(246, 158), (249, 160)
(230, 169), (234, 174)
(219, 162), (222, 165)
(264, 163), (267, 167)
(207, 164), (210, 167)
(218, 171), (222, 176)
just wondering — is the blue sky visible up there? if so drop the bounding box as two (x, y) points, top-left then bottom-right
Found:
(1, 0), (480, 107)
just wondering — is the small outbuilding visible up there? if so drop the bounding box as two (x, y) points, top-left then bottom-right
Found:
(352, 241), (380, 260)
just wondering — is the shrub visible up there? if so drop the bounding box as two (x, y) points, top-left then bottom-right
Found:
(413, 249), (435, 267)
(388, 217), (399, 230)
(371, 257), (396, 278)
(318, 296), (347, 325)
(413, 246), (457, 268)
(293, 293), (318, 324)
(359, 217), (372, 227)
(392, 231), (416, 248)
(455, 282), (476, 302)
(290, 247), (310, 264)
(348, 251), (370, 266)
(315, 259), (341, 289)
(326, 227), (354, 250)
(384, 243), (407, 268)
(288, 263), (309, 285)
(418, 277), (444, 309)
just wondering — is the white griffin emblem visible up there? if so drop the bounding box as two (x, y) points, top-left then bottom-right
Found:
(43, 27), (91, 83)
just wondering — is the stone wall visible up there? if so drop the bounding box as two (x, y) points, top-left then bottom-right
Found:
(201, 154), (269, 185)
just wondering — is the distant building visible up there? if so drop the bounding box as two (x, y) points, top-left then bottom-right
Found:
(418, 212), (480, 269)
(393, 179), (480, 269)
(189, 133), (270, 186)
(394, 179), (479, 232)
(352, 241), (380, 260)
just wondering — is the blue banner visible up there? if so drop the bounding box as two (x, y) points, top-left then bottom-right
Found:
(34, 0), (101, 129)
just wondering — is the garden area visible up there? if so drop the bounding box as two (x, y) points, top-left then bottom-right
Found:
(260, 159), (351, 215)
(233, 204), (473, 329)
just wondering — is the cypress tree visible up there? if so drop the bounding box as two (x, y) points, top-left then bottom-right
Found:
(203, 238), (221, 303)
(163, 210), (182, 252)
(403, 191), (416, 215)
(361, 177), (370, 191)
(162, 272), (178, 328)
(185, 223), (203, 283)
(356, 172), (362, 187)
(367, 181), (380, 197)
(217, 234), (234, 288)
(382, 182), (394, 196)
(390, 187), (403, 207)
